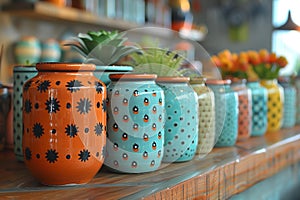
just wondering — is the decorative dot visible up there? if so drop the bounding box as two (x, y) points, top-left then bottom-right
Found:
(34, 103), (39, 109)
(66, 103), (72, 109)
(56, 81), (61, 85)
(85, 128), (89, 133)
(97, 102), (101, 108)
(36, 154), (40, 159)
(51, 129), (56, 134)
(96, 152), (99, 157)
(174, 123), (178, 127)
(66, 154), (71, 159)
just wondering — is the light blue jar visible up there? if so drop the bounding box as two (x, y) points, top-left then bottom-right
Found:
(13, 65), (38, 161)
(207, 79), (238, 147)
(14, 36), (41, 65)
(156, 77), (198, 162)
(279, 76), (296, 128)
(105, 74), (165, 173)
(294, 76), (300, 125)
(246, 80), (268, 136)
(40, 39), (61, 62)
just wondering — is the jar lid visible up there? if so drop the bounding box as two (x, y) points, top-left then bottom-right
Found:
(206, 79), (231, 85)
(36, 62), (95, 72)
(156, 76), (190, 83)
(109, 73), (157, 81)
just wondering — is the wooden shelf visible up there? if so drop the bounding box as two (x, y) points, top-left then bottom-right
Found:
(1, 126), (300, 199)
(1, 1), (140, 30)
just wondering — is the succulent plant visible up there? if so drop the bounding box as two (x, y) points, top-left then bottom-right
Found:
(128, 48), (191, 76)
(65, 30), (140, 66)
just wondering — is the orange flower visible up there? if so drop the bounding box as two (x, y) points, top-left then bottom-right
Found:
(276, 56), (288, 68)
(258, 49), (269, 63)
(269, 52), (277, 64)
(247, 50), (260, 65)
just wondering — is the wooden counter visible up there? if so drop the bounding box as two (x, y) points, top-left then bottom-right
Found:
(1, 126), (300, 199)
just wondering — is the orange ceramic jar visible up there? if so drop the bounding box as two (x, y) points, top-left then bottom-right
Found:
(22, 63), (106, 185)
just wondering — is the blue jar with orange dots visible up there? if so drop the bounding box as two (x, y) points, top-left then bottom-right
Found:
(105, 74), (165, 173)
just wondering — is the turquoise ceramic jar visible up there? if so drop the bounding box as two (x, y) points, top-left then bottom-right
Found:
(156, 77), (198, 162)
(278, 76), (296, 128)
(190, 77), (215, 157)
(207, 79), (238, 147)
(294, 76), (300, 125)
(105, 74), (165, 173)
(13, 66), (38, 161)
(246, 80), (268, 136)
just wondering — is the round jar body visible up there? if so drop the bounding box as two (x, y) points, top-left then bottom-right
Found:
(190, 78), (215, 157)
(105, 74), (165, 173)
(207, 80), (238, 147)
(260, 79), (284, 132)
(246, 81), (268, 136)
(231, 80), (252, 141)
(22, 63), (106, 185)
(279, 79), (296, 128)
(14, 36), (41, 65)
(13, 66), (38, 161)
(157, 77), (198, 162)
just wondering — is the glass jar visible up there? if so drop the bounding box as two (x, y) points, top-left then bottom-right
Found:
(105, 74), (165, 173)
(231, 79), (252, 141)
(260, 79), (284, 132)
(246, 80), (268, 136)
(206, 79), (238, 147)
(156, 77), (198, 162)
(22, 63), (106, 185)
(278, 76), (296, 128)
(190, 77), (215, 157)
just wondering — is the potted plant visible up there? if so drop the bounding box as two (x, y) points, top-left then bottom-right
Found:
(65, 30), (140, 85)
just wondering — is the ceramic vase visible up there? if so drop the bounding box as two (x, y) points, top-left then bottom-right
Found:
(40, 39), (61, 62)
(231, 79), (252, 141)
(260, 79), (284, 132)
(278, 76), (296, 128)
(13, 66), (38, 161)
(190, 77), (215, 157)
(105, 74), (164, 173)
(246, 80), (268, 136)
(14, 36), (41, 65)
(207, 79), (238, 147)
(22, 63), (106, 185)
(157, 77), (198, 162)
(294, 76), (300, 125)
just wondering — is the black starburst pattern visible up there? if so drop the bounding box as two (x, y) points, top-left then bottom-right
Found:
(78, 149), (90, 162)
(76, 98), (92, 114)
(65, 124), (79, 138)
(95, 81), (103, 94)
(37, 80), (51, 93)
(66, 80), (83, 93)
(24, 99), (32, 113)
(102, 99), (107, 112)
(33, 122), (44, 138)
(94, 122), (103, 136)
(25, 147), (32, 160)
(45, 97), (61, 113)
(45, 149), (59, 163)
(23, 81), (32, 92)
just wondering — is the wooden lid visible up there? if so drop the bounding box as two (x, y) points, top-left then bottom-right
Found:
(156, 76), (190, 83)
(109, 73), (157, 81)
(206, 79), (231, 85)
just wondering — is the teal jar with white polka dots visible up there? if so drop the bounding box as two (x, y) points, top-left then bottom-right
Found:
(246, 80), (268, 136)
(156, 77), (198, 162)
(105, 74), (165, 173)
(207, 79), (238, 147)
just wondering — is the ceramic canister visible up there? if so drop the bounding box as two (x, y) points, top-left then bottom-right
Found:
(206, 79), (239, 147)
(22, 63), (106, 185)
(294, 76), (300, 125)
(105, 74), (165, 173)
(13, 66), (38, 161)
(246, 80), (268, 136)
(260, 79), (284, 132)
(190, 77), (215, 157)
(40, 39), (61, 62)
(278, 76), (296, 128)
(231, 79), (252, 141)
(14, 36), (41, 65)
(156, 76), (198, 162)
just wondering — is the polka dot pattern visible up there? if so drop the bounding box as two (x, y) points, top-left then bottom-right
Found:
(13, 66), (37, 161)
(22, 63), (106, 185)
(105, 78), (164, 173)
(247, 82), (268, 136)
(158, 81), (198, 162)
(261, 80), (284, 132)
(208, 83), (238, 147)
(191, 80), (215, 156)
(279, 82), (296, 128)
